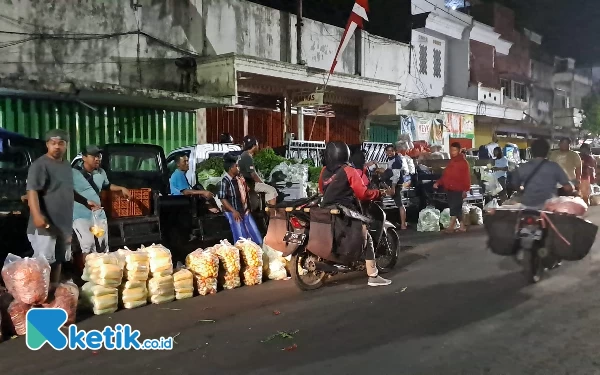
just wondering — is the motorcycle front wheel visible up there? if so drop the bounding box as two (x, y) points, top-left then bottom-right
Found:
(376, 228), (400, 271)
(290, 248), (327, 291)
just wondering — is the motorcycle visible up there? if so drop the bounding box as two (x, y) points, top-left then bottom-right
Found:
(269, 197), (401, 291)
(513, 209), (561, 283)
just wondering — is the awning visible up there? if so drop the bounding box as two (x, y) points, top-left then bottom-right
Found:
(404, 96), (524, 121)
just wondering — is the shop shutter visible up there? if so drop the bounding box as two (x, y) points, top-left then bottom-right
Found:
(369, 124), (398, 144)
(0, 97), (196, 159)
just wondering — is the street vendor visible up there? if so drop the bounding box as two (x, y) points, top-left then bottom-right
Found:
(239, 136), (278, 206)
(218, 153), (263, 245)
(383, 145), (408, 230)
(170, 154), (214, 199)
(350, 149), (376, 187)
(72, 145), (131, 255)
(433, 142), (471, 233)
(26, 130), (100, 289)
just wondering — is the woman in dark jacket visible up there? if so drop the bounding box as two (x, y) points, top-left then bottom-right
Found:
(433, 142), (471, 233)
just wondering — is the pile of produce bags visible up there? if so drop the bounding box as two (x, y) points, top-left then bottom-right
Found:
(235, 239), (263, 286)
(118, 249), (149, 309)
(214, 241), (241, 290)
(269, 162), (308, 185)
(84, 253), (123, 288)
(2, 254), (50, 305)
(143, 244), (175, 304)
(417, 207), (441, 232)
(173, 269), (194, 300)
(186, 249), (219, 295)
(544, 196), (588, 217)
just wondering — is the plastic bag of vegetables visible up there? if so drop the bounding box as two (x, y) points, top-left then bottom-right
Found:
(417, 207), (441, 232)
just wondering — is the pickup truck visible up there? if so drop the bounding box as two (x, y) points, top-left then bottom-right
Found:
(0, 130), (46, 263)
(73, 143), (236, 261)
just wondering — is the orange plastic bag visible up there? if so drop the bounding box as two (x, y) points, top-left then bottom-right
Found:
(8, 300), (31, 336)
(2, 254), (50, 305)
(42, 282), (79, 325)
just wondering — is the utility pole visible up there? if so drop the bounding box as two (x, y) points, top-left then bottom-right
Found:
(296, 0), (303, 65)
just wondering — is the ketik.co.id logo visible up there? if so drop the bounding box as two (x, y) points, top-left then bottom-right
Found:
(26, 308), (173, 350)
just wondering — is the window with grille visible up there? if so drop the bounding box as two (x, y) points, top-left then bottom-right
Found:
(513, 82), (526, 101)
(500, 79), (511, 98)
(419, 45), (428, 75)
(433, 49), (442, 78)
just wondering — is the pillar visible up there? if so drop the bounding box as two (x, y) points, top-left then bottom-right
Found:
(297, 107), (304, 140)
(196, 108), (207, 144)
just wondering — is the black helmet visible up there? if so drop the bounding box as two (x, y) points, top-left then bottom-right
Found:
(324, 141), (350, 170)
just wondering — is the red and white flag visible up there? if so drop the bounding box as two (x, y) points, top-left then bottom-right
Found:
(329, 0), (369, 74)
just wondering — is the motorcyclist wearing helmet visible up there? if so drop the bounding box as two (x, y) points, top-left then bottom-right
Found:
(318, 141), (393, 287)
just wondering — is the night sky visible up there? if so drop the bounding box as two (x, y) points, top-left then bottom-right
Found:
(250, 0), (599, 66)
(493, 0), (600, 66)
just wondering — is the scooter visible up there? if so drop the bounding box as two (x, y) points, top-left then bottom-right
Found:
(280, 198), (401, 291)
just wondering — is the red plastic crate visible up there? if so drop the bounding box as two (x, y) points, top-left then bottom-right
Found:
(103, 188), (152, 218)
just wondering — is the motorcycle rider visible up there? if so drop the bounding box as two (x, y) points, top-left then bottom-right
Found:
(319, 141), (393, 287)
(512, 138), (573, 208)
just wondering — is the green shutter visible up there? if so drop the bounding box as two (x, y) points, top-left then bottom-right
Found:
(369, 123), (399, 144)
(0, 97), (196, 159)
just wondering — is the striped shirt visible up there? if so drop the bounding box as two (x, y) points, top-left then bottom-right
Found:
(218, 174), (247, 213)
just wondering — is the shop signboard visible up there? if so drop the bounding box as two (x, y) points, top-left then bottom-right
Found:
(446, 113), (474, 139)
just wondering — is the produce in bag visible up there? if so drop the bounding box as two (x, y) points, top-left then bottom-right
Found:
(8, 300), (31, 336)
(120, 280), (147, 309)
(186, 249), (219, 278)
(219, 272), (241, 290)
(126, 269), (149, 281)
(417, 207), (441, 232)
(469, 206), (484, 225)
(80, 282), (118, 314)
(235, 238), (264, 268)
(42, 282), (79, 325)
(90, 209), (108, 238)
(2, 254), (50, 305)
(195, 275), (217, 296)
(543, 196), (588, 216)
(214, 241), (241, 273)
(149, 294), (175, 304)
(148, 275), (175, 295)
(262, 241), (288, 280)
(124, 300), (147, 309)
(173, 269), (194, 300)
(484, 198), (500, 211)
(440, 208), (451, 229)
(242, 266), (263, 286)
(93, 294), (118, 311)
(151, 267), (174, 278)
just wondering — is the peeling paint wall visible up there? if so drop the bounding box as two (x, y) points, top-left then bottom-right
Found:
(0, 0), (410, 96)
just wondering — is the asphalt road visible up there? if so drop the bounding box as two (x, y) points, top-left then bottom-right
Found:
(3, 210), (600, 375)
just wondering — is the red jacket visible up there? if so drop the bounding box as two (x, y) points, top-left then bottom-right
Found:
(437, 154), (471, 192)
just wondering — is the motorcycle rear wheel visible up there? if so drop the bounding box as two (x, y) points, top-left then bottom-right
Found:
(522, 249), (543, 283)
(376, 228), (400, 271)
(290, 249), (326, 291)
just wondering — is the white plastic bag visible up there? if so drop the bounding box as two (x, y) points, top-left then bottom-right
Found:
(262, 241), (288, 281)
(417, 207), (441, 232)
(484, 198), (500, 211)
(481, 171), (503, 196)
(469, 206), (484, 225)
(440, 208), (451, 229)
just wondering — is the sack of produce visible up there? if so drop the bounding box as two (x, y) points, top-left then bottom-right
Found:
(84, 253), (124, 287)
(241, 266), (262, 286)
(262, 241), (288, 281)
(2, 254), (51, 305)
(484, 198), (500, 211)
(213, 241), (241, 274)
(235, 238), (264, 268)
(218, 272), (241, 290)
(417, 207), (441, 232)
(80, 282), (118, 315)
(440, 208), (451, 229)
(173, 269), (194, 300)
(120, 280), (147, 309)
(8, 300), (31, 336)
(140, 244), (173, 274)
(42, 282), (79, 325)
(147, 275), (175, 304)
(186, 249), (219, 278)
(544, 196), (588, 217)
(194, 275), (217, 296)
(469, 206), (484, 225)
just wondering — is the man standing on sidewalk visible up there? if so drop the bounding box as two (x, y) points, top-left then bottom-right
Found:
(238, 136), (278, 206)
(72, 145), (131, 256)
(549, 137), (582, 188)
(26, 130), (99, 289)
